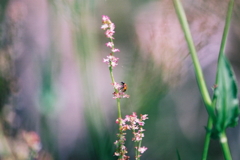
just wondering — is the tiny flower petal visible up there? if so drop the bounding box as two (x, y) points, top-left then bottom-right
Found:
(101, 24), (109, 30)
(103, 58), (109, 63)
(138, 121), (145, 126)
(111, 61), (118, 67)
(114, 152), (120, 156)
(109, 23), (115, 31)
(112, 48), (120, 52)
(122, 93), (130, 98)
(141, 114), (149, 120)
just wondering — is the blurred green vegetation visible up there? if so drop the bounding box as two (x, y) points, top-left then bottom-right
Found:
(0, 0), (238, 160)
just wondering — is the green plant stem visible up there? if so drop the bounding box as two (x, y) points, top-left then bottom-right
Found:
(172, 0), (213, 117)
(109, 66), (122, 119)
(215, 0), (234, 86)
(138, 140), (142, 160)
(201, 117), (213, 160)
(219, 132), (232, 160)
(135, 141), (138, 160)
(172, 0), (214, 159)
(215, 1), (234, 160)
(218, 0), (234, 61)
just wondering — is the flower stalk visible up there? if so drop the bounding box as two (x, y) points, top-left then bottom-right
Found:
(101, 15), (147, 160)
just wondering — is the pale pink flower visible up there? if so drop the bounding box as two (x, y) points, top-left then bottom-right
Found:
(111, 61), (118, 67)
(109, 23), (115, 31)
(139, 128), (145, 132)
(112, 48), (120, 52)
(101, 23), (109, 30)
(114, 152), (120, 156)
(102, 15), (112, 24)
(112, 82), (122, 90)
(138, 121), (145, 126)
(106, 42), (114, 48)
(138, 146), (148, 154)
(141, 114), (149, 120)
(105, 29), (115, 39)
(103, 55), (119, 68)
(113, 92), (121, 99)
(122, 93), (130, 98)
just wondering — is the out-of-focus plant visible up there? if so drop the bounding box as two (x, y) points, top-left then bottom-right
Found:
(101, 15), (148, 160)
(22, 130), (42, 159)
(173, 0), (240, 160)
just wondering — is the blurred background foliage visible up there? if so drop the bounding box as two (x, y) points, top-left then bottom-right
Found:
(0, 0), (240, 160)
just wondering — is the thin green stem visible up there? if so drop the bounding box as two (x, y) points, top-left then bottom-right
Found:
(135, 141), (138, 160)
(215, 1), (234, 160)
(172, 1), (214, 159)
(109, 66), (122, 119)
(137, 140), (142, 160)
(108, 36), (122, 119)
(219, 132), (232, 160)
(215, 0), (234, 86)
(201, 117), (213, 160)
(218, 0), (234, 61)
(172, 0), (213, 117)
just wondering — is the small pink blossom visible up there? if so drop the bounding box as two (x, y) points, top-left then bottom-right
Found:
(122, 93), (130, 98)
(112, 82), (122, 90)
(102, 15), (111, 24)
(139, 128), (145, 132)
(141, 114), (149, 120)
(101, 23), (109, 30)
(112, 48), (120, 52)
(116, 119), (120, 124)
(109, 23), (115, 31)
(132, 112), (137, 118)
(111, 61), (118, 67)
(114, 152), (120, 156)
(138, 121), (145, 126)
(105, 29), (115, 39)
(138, 146), (148, 154)
(113, 92), (121, 99)
(106, 42), (114, 48)
(133, 132), (143, 141)
(132, 125), (139, 130)
(103, 55), (119, 68)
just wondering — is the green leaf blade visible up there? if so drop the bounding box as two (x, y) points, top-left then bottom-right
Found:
(213, 55), (240, 133)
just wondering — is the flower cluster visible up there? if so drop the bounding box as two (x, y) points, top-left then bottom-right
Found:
(101, 15), (148, 160)
(103, 55), (119, 68)
(101, 15), (120, 68)
(112, 82), (130, 99)
(114, 113), (148, 159)
(101, 15), (129, 99)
